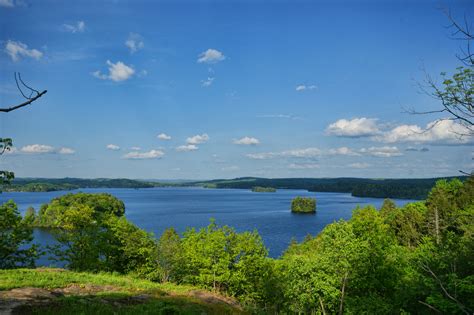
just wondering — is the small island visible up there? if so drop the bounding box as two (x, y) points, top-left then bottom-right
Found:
(251, 186), (276, 193)
(291, 196), (316, 213)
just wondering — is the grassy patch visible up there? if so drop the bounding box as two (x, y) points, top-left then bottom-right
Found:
(0, 269), (245, 315)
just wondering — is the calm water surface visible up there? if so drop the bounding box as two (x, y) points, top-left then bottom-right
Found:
(0, 187), (414, 262)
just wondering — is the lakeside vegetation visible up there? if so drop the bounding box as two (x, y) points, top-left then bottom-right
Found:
(290, 196), (316, 213)
(251, 186), (276, 193)
(2, 176), (473, 313)
(2, 178), (176, 192)
(192, 176), (468, 199)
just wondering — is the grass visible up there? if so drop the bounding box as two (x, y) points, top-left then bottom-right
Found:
(0, 268), (245, 314)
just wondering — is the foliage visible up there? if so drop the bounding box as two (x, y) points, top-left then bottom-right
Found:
(2, 176), (473, 313)
(291, 196), (316, 213)
(179, 220), (274, 306)
(0, 200), (37, 268)
(35, 192), (125, 227)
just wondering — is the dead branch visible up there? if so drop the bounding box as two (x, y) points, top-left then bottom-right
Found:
(0, 73), (47, 113)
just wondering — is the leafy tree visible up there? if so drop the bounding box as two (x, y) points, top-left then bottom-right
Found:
(157, 227), (183, 283)
(0, 200), (37, 268)
(384, 202), (427, 247)
(179, 220), (272, 306)
(106, 216), (159, 280)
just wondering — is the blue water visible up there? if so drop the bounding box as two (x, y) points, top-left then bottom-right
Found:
(0, 187), (414, 262)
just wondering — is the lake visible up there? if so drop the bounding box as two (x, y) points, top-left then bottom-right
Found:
(1, 187), (415, 262)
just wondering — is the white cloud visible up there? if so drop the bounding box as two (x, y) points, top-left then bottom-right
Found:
(349, 162), (370, 169)
(58, 147), (75, 155)
(375, 120), (473, 145)
(326, 117), (380, 137)
(106, 144), (120, 151)
(359, 146), (402, 158)
(186, 133), (209, 145)
(130, 146), (141, 151)
(176, 144), (198, 152)
(125, 33), (144, 53)
(62, 21), (85, 33)
(5, 40), (43, 61)
(233, 136), (260, 145)
(20, 144), (55, 154)
(289, 163), (320, 169)
(295, 84), (317, 91)
(157, 133), (171, 140)
(247, 147), (321, 160)
(197, 49), (225, 63)
(93, 60), (135, 82)
(201, 77), (214, 87)
(328, 147), (360, 156)
(0, 0), (14, 7)
(123, 149), (164, 160)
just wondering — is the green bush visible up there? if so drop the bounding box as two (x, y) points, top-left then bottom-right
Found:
(291, 196), (316, 213)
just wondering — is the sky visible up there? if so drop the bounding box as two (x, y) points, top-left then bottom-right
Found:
(0, 0), (473, 180)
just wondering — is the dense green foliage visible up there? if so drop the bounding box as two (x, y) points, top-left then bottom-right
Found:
(291, 196), (316, 213)
(251, 186), (276, 192)
(2, 177), (473, 313)
(192, 176), (468, 199)
(0, 200), (37, 268)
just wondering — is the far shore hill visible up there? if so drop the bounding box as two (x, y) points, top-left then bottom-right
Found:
(2, 176), (468, 200)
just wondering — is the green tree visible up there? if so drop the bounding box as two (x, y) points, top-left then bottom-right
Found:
(0, 200), (37, 268)
(157, 227), (183, 283)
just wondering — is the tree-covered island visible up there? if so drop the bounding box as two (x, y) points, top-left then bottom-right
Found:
(251, 186), (276, 192)
(291, 196), (317, 213)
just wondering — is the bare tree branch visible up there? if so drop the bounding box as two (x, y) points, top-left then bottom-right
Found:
(0, 90), (47, 113)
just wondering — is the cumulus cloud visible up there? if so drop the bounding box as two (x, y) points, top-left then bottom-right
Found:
(289, 163), (320, 169)
(176, 144), (198, 152)
(197, 49), (225, 63)
(328, 147), (360, 156)
(201, 77), (214, 87)
(93, 60), (135, 82)
(125, 33), (144, 53)
(0, 0), (14, 7)
(130, 146), (141, 151)
(58, 147), (75, 155)
(5, 40), (43, 61)
(247, 147), (321, 160)
(375, 120), (473, 145)
(20, 144), (55, 154)
(106, 144), (120, 151)
(157, 133), (171, 140)
(295, 84), (317, 91)
(123, 149), (164, 160)
(186, 133), (209, 145)
(62, 21), (85, 33)
(233, 136), (260, 145)
(326, 117), (380, 137)
(359, 146), (402, 157)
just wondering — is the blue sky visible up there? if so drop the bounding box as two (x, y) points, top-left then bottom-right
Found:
(0, 0), (473, 179)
